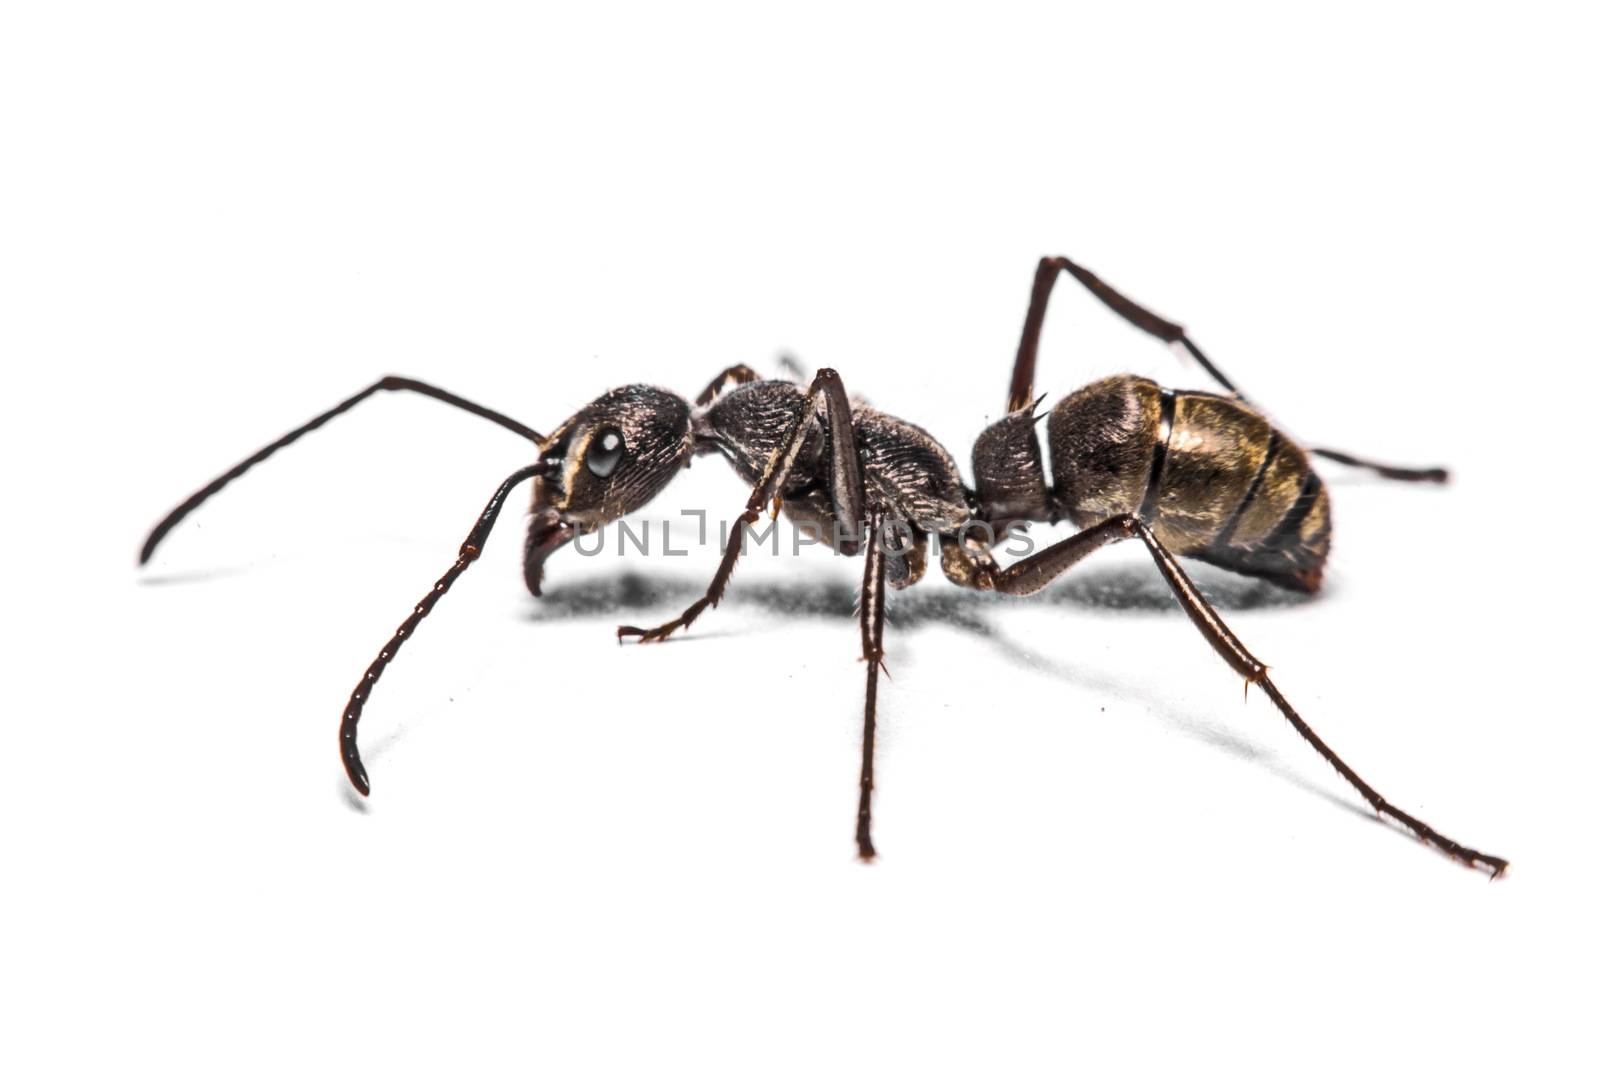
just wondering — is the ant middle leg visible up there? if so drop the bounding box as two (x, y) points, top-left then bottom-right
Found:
(855, 510), (889, 860)
(1006, 256), (1447, 483)
(940, 518), (1507, 876)
(617, 368), (867, 643)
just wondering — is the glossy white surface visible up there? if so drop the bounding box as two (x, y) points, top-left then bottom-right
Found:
(4, 5), (1596, 1063)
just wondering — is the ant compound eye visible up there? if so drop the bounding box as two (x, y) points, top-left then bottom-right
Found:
(586, 427), (626, 478)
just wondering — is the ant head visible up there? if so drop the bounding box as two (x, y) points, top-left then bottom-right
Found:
(524, 385), (693, 595)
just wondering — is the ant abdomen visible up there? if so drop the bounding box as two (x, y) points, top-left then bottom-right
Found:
(1046, 374), (1331, 593)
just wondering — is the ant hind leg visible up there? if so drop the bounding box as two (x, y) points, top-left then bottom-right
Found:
(952, 516), (1506, 876)
(1005, 256), (1447, 482)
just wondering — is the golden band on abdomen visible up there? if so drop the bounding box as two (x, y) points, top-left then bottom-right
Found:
(1144, 391), (1272, 555)
(1211, 430), (1282, 549)
(1136, 388), (1177, 523)
(1196, 462), (1331, 593)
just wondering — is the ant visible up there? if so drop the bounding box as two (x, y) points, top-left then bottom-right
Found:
(140, 256), (1507, 877)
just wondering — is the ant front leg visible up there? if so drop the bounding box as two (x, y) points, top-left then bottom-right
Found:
(694, 364), (762, 406)
(617, 368), (868, 643)
(1006, 256), (1448, 483)
(943, 518), (1508, 876)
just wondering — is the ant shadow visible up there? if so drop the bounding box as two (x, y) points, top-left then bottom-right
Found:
(530, 562), (1364, 821)
(531, 558), (1315, 623)
(149, 543), (1363, 829)
(138, 560), (278, 586)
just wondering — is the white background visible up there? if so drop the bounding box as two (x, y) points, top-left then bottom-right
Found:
(4, 3), (1598, 1063)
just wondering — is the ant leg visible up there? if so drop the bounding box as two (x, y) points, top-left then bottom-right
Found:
(339, 462), (548, 795)
(141, 376), (546, 565)
(1006, 256), (1447, 483)
(1008, 257), (1242, 412)
(1302, 447), (1447, 483)
(856, 511), (889, 860)
(694, 364), (762, 406)
(774, 353), (872, 407)
(954, 517), (1508, 876)
(617, 368), (867, 643)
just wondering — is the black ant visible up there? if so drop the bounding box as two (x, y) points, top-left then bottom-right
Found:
(140, 256), (1507, 877)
